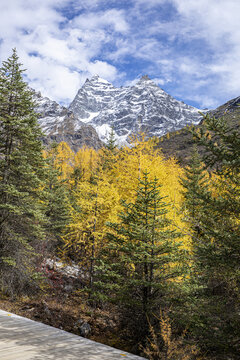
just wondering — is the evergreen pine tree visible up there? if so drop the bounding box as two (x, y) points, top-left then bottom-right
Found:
(99, 127), (118, 171)
(95, 171), (185, 342)
(185, 114), (240, 357)
(0, 49), (46, 296)
(43, 144), (70, 251)
(106, 127), (117, 151)
(180, 146), (209, 241)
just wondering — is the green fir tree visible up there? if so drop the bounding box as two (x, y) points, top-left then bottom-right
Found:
(44, 144), (70, 251)
(180, 146), (209, 242)
(95, 171), (185, 342)
(185, 114), (240, 358)
(0, 49), (47, 296)
(106, 127), (117, 151)
(99, 127), (118, 171)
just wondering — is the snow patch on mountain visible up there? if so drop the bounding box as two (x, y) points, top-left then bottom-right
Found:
(95, 123), (113, 142)
(32, 89), (103, 151)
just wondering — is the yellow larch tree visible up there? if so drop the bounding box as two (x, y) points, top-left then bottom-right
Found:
(110, 134), (189, 248)
(53, 141), (75, 180)
(62, 148), (121, 289)
(73, 146), (99, 185)
(61, 134), (192, 291)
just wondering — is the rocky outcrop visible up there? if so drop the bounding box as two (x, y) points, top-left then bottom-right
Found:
(156, 96), (240, 164)
(33, 90), (103, 151)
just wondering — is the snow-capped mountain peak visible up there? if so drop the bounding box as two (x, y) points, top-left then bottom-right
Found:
(87, 74), (113, 85)
(69, 75), (203, 145)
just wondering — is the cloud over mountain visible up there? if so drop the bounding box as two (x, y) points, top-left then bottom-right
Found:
(1, 0), (240, 108)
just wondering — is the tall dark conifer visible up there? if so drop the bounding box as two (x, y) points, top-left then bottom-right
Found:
(99, 127), (118, 171)
(0, 49), (46, 295)
(180, 146), (209, 242)
(95, 172), (184, 342)
(43, 144), (70, 250)
(183, 114), (240, 357)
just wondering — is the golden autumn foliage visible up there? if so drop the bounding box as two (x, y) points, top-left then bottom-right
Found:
(143, 311), (200, 360)
(62, 172), (121, 268)
(112, 134), (190, 249)
(73, 146), (99, 183)
(43, 142), (75, 180)
(44, 136), (192, 278)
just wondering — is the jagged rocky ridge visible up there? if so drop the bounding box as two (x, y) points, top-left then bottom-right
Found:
(33, 90), (103, 151)
(156, 95), (240, 164)
(69, 75), (203, 144)
(34, 75), (205, 150)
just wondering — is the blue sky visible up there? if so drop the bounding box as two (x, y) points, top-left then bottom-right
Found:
(0, 0), (240, 109)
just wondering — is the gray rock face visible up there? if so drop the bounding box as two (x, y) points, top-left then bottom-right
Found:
(79, 322), (91, 337)
(32, 90), (103, 151)
(75, 319), (91, 337)
(210, 95), (240, 118)
(69, 75), (203, 145)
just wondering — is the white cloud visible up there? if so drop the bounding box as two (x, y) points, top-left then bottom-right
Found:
(87, 60), (118, 81)
(19, 54), (83, 103)
(152, 78), (168, 86)
(72, 9), (129, 33)
(173, 0), (240, 41)
(126, 0), (240, 107)
(167, 0), (240, 104)
(0, 0), (122, 104)
(0, 0), (240, 108)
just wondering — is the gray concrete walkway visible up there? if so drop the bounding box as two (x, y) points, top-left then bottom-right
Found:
(0, 310), (146, 360)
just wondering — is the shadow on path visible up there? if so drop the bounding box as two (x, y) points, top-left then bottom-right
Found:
(0, 310), (146, 360)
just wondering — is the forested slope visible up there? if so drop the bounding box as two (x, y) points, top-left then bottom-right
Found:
(0, 50), (239, 360)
